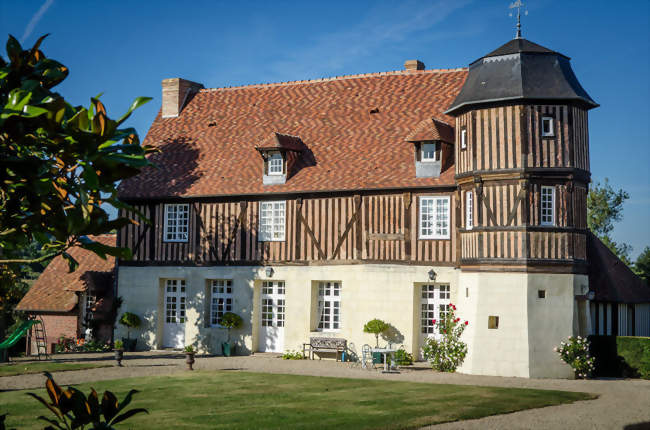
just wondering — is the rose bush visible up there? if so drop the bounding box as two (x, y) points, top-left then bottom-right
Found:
(555, 335), (595, 378)
(421, 303), (469, 372)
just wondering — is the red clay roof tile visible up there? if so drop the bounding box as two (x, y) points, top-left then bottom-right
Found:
(16, 235), (116, 313)
(405, 118), (455, 143)
(118, 68), (468, 199)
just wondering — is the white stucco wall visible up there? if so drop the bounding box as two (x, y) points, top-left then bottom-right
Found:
(116, 264), (584, 378)
(456, 271), (585, 378)
(116, 264), (459, 359)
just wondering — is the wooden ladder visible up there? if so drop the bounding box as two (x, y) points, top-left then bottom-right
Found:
(32, 317), (49, 361)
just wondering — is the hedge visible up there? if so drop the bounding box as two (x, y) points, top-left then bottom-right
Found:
(588, 335), (650, 379)
(617, 336), (650, 379)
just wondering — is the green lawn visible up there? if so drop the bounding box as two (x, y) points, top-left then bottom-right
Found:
(1, 371), (595, 430)
(0, 361), (110, 377)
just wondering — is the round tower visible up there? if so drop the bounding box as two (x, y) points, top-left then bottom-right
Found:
(446, 37), (598, 378)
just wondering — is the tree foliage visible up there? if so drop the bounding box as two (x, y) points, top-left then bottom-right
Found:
(634, 247), (650, 286)
(26, 371), (147, 429)
(363, 318), (389, 348)
(0, 34), (153, 270)
(587, 178), (632, 265)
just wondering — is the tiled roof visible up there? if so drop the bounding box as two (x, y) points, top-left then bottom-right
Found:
(119, 68), (467, 199)
(257, 132), (304, 152)
(588, 232), (650, 303)
(16, 235), (116, 313)
(405, 118), (454, 143)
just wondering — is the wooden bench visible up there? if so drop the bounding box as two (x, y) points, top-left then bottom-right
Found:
(303, 337), (347, 361)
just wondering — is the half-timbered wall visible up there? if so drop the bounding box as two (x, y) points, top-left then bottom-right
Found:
(455, 104), (590, 176)
(118, 191), (457, 265)
(458, 180), (588, 263)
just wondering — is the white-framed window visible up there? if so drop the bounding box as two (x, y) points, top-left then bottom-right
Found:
(466, 190), (473, 230)
(540, 186), (555, 226)
(318, 281), (341, 331)
(421, 284), (451, 335)
(421, 143), (438, 162)
(419, 196), (450, 239)
(268, 152), (283, 175)
(164, 204), (189, 242)
(82, 293), (96, 323)
(261, 281), (285, 328)
(258, 201), (286, 241)
(165, 279), (186, 324)
(541, 116), (554, 137)
(210, 279), (233, 326)
(461, 128), (467, 149)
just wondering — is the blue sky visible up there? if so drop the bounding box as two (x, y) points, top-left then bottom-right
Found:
(1, 0), (649, 259)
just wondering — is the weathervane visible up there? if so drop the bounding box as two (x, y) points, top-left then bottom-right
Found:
(508, 0), (528, 39)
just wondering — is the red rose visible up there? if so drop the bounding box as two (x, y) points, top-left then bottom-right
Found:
(464, 321), (469, 325)
(432, 319), (436, 324)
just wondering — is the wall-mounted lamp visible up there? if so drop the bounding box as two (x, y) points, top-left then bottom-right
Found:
(265, 267), (274, 278)
(428, 269), (437, 281)
(586, 290), (595, 301)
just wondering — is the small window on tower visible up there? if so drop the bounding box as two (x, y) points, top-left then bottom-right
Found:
(461, 128), (467, 149)
(541, 116), (554, 137)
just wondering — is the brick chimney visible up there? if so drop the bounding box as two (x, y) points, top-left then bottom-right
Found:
(404, 60), (425, 71)
(161, 78), (204, 118)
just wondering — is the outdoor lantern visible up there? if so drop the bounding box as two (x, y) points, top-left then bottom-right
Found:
(265, 267), (274, 278)
(428, 269), (436, 281)
(586, 290), (595, 300)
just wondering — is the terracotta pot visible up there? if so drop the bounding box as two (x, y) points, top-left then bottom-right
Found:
(185, 352), (196, 370)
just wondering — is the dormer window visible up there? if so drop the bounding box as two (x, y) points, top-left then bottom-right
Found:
(256, 132), (305, 185)
(268, 152), (283, 175)
(421, 143), (439, 162)
(542, 116), (554, 137)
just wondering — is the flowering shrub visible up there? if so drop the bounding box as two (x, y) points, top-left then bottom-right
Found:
(421, 303), (469, 372)
(54, 336), (111, 353)
(555, 336), (595, 378)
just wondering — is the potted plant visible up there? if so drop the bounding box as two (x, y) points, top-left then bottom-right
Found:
(363, 318), (390, 348)
(118, 312), (141, 352)
(114, 340), (124, 367)
(220, 312), (243, 357)
(184, 345), (196, 370)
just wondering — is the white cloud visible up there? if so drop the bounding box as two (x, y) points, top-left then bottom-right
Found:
(21, 0), (55, 44)
(266, 0), (471, 80)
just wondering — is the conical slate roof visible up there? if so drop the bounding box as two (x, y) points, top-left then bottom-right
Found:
(446, 38), (598, 115)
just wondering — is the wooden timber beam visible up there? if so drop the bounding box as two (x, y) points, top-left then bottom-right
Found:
(331, 196), (362, 260)
(296, 198), (326, 260)
(223, 201), (248, 261)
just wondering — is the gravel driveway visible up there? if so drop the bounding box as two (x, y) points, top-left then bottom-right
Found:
(2, 352), (649, 429)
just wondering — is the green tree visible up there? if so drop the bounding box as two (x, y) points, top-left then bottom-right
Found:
(587, 178), (632, 265)
(0, 34), (152, 338)
(0, 34), (153, 268)
(363, 318), (390, 348)
(634, 247), (650, 285)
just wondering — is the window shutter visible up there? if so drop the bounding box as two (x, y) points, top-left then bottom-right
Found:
(263, 154), (269, 175)
(415, 143), (421, 161)
(435, 141), (441, 161)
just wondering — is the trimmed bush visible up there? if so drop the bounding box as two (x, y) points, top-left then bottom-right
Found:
(588, 335), (650, 379)
(617, 336), (650, 379)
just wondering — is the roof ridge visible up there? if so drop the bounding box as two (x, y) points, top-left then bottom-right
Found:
(199, 67), (468, 93)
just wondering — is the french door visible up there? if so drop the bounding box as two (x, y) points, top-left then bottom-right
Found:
(163, 279), (186, 348)
(419, 284), (450, 358)
(258, 281), (285, 353)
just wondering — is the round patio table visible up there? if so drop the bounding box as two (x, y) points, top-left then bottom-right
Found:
(372, 347), (399, 373)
